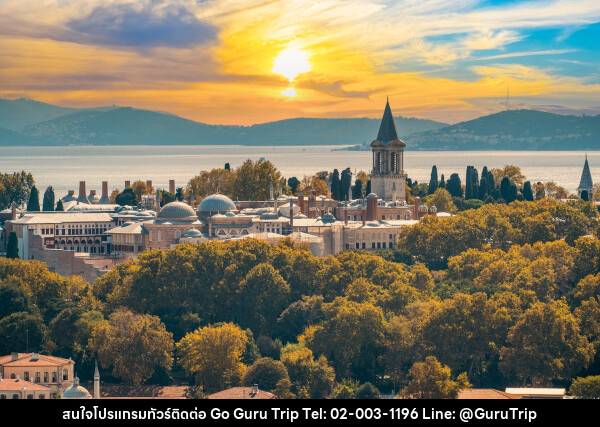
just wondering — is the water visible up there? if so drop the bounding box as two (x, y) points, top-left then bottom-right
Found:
(0, 145), (596, 198)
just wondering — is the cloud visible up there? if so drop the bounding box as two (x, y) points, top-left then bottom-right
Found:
(67, 3), (216, 48)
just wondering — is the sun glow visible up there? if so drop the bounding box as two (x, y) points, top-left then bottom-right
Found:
(280, 87), (297, 97)
(272, 44), (312, 82)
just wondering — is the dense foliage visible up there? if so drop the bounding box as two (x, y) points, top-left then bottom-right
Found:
(2, 197), (600, 397)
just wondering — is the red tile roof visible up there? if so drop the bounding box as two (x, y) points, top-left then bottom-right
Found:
(0, 353), (73, 367)
(209, 387), (275, 400)
(458, 389), (522, 399)
(0, 379), (51, 391)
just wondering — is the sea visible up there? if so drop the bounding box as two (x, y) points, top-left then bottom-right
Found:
(0, 145), (597, 199)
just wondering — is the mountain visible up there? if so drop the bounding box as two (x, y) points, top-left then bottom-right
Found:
(13, 101), (447, 146)
(0, 98), (77, 130)
(405, 109), (600, 150)
(0, 126), (41, 145)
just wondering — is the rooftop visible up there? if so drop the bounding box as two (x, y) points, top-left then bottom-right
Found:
(0, 378), (51, 392)
(0, 353), (74, 367)
(208, 386), (275, 400)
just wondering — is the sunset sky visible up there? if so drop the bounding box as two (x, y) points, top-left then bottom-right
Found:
(1, 0), (599, 125)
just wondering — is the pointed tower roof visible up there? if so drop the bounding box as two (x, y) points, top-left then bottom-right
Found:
(376, 98), (399, 144)
(578, 156), (594, 190)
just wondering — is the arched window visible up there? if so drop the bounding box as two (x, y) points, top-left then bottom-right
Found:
(404, 211), (412, 220)
(241, 230), (249, 235)
(376, 152), (383, 173)
(217, 230), (226, 236)
(230, 230), (238, 236)
(391, 152), (398, 173)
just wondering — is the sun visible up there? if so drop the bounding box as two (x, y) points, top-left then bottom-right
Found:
(272, 44), (312, 83)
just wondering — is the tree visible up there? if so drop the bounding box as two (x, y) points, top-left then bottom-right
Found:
(356, 382), (380, 399)
(465, 166), (473, 200)
(499, 300), (594, 386)
(177, 323), (248, 392)
(570, 375), (600, 398)
(0, 171), (35, 210)
(242, 357), (289, 392)
(131, 180), (152, 201)
(281, 346), (335, 399)
(439, 174), (445, 189)
(55, 199), (64, 211)
(89, 308), (173, 386)
(159, 190), (176, 207)
(233, 159), (282, 201)
(365, 180), (371, 195)
(446, 174), (463, 198)
(115, 188), (137, 206)
(0, 311), (48, 354)
(331, 169), (340, 200)
(428, 166), (438, 195)
(491, 165), (525, 186)
(0, 281), (32, 318)
(186, 168), (234, 201)
(402, 356), (469, 399)
(27, 185), (40, 211)
(238, 263), (291, 335)
(6, 232), (19, 259)
(425, 188), (457, 213)
(42, 186), (55, 211)
(288, 177), (300, 194)
(500, 177), (511, 202)
(522, 181), (534, 202)
(175, 187), (184, 201)
(340, 168), (352, 201)
(352, 179), (363, 200)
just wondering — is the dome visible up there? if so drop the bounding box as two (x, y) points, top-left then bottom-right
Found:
(225, 211), (236, 217)
(62, 377), (92, 399)
(367, 193), (378, 199)
(278, 204), (300, 218)
(157, 201), (197, 221)
(184, 229), (203, 237)
(197, 194), (237, 218)
(321, 212), (336, 223)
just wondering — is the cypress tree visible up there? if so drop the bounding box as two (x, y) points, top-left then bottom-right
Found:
(471, 168), (479, 200)
(55, 199), (64, 212)
(27, 186), (40, 211)
(365, 180), (371, 195)
(508, 184), (518, 203)
(340, 168), (352, 201)
(7, 232), (19, 259)
(42, 186), (55, 211)
(500, 177), (511, 202)
(352, 179), (363, 199)
(428, 165), (438, 195)
(487, 171), (495, 193)
(465, 166), (473, 199)
(478, 177), (489, 200)
(447, 173), (463, 198)
(522, 181), (534, 201)
(331, 169), (340, 201)
(439, 174), (445, 189)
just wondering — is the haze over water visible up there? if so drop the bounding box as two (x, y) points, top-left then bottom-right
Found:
(1, 146), (596, 199)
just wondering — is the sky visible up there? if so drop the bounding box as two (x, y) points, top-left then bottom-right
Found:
(0, 0), (599, 125)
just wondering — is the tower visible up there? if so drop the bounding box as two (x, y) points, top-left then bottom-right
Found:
(578, 155), (594, 201)
(94, 359), (100, 399)
(370, 99), (407, 201)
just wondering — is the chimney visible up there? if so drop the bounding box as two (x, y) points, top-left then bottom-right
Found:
(99, 181), (110, 204)
(344, 208), (348, 225)
(11, 352), (18, 362)
(414, 196), (421, 218)
(362, 207), (367, 226)
(125, 180), (131, 189)
(289, 198), (294, 228)
(146, 180), (152, 190)
(169, 180), (175, 194)
(77, 181), (90, 204)
(367, 193), (378, 221)
(31, 353), (39, 361)
(298, 193), (305, 215)
(252, 384), (258, 395)
(11, 202), (17, 221)
(68, 190), (75, 196)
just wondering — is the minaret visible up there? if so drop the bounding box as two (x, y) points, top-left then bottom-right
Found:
(94, 360), (100, 399)
(269, 181), (274, 200)
(156, 189), (161, 214)
(578, 155), (594, 201)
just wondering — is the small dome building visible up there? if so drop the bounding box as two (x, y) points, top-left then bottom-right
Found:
(157, 201), (198, 222)
(62, 377), (92, 399)
(197, 194), (237, 219)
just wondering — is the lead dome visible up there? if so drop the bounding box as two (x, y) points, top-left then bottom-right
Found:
(157, 201), (198, 221)
(197, 194), (237, 218)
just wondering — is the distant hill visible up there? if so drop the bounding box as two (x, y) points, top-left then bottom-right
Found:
(405, 109), (600, 150)
(0, 98), (77, 131)
(2, 98), (447, 146)
(3, 98), (599, 149)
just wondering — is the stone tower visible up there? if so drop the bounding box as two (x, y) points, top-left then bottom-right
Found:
(578, 155), (594, 201)
(370, 99), (407, 201)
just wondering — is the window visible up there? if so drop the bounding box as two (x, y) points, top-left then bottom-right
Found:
(355, 242), (360, 249)
(377, 242), (381, 249)
(63, 369), (68, 381)
(372, 242), (375, 249)
(0, 394), (5, 399)
(35, 372), (40, 383)
(44, 372), (48, 383)
(12, 394), (18, 399)
(383, 242), (386, 249)
(52, 372), (56, 382)
(362, 243), (366, 249)
(24, 371), (29, 381)
(27, 394), (34, 399)
(39, 394), (45, 399)
(10, 373), (15, 379)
